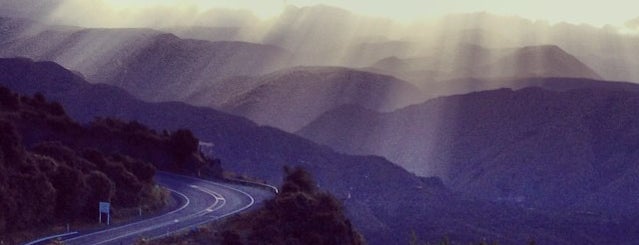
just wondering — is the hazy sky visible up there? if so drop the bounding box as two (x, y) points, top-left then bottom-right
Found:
(98, 0), (639, 27)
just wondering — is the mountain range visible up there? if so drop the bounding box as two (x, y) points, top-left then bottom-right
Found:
(2, 15), (634, 135)
(0, 17), (423, 133)
(299, 79), (639, 217)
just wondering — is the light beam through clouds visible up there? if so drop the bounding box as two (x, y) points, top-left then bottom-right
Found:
(43, 0), (639, 30)
(2, 0), (639, 179)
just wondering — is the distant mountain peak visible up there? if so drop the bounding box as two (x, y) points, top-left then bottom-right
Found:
(371, 56), (409, 70)
(511, 44), (567, 57)
(499, 44), (603, 80)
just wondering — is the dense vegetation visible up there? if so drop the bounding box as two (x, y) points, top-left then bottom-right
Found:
(0, 85), (221, 176)
(0, 85), (217, 242)
(153, 167), (365, 245)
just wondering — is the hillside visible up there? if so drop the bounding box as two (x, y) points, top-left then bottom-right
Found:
(299, 83), (639, 217)
(0, 18), (289, 102)
(0, 85), (210, 243)
(191, 66), (424, 132)
(3, 58), (628, 244)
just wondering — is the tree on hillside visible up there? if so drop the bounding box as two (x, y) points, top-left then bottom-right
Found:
(0, 86), (19, 110)
(50, 164), (90, 221)
(0, 120), (24, 164)
(83, 171), (115, 217)
(169, 129), (199, 167)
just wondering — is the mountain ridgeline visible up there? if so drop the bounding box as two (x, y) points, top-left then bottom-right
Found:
(196, 66), (425, 132)
(0, 17), (429, 133)
(365, 44), (603, 100)
(368, 45), (602, 82)
(0, 18), (290, 103)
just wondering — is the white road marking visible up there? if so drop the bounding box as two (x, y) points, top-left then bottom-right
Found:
(23, 232), (78, 245)
(146, 173), (258, 241)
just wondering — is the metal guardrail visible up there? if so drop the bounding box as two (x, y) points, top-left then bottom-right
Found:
(222, 178), (279, 194)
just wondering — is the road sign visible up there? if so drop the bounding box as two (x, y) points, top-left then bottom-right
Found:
(99, 202), (110, 213)
(99, 202), (111, 225)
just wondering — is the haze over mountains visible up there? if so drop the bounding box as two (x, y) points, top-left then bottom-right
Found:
(0, 16), (425, 132)
(178, 8), (639, 83)
(1, 10), (629, 133)
(2, 1), (639, 244)
(202, 66), (425, 131)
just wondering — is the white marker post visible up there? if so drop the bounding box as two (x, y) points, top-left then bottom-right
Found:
(99, 202), (111, 226)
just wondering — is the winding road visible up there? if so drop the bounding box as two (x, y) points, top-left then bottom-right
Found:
(27, 172), (274, 245)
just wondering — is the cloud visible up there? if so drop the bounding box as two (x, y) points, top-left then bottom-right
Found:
(46, 0), (193, 28)
(625, 17), (639, 30)
(41, 0), (260, 28)
(0, 0), (61, 20)
(192, 9), (260, 27)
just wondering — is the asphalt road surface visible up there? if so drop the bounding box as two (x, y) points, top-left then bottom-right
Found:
(30, 172), (273, 245)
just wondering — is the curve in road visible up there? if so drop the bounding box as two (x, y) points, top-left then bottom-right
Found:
(27, 172), (273, 245)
